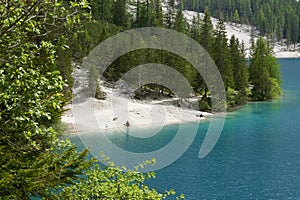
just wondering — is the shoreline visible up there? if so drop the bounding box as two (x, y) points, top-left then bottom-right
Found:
(275, 55), (300, 59)
(66, 118), (211, 136)
(62, 93), (212, 135)
(62, 66), (287, 136)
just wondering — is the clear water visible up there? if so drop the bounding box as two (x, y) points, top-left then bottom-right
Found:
(70, 58), (300, 199)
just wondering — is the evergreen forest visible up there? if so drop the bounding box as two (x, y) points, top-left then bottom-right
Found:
(183, 0), (300, 47)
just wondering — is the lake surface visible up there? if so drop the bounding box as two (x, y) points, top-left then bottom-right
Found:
(70, 58), (300, 199)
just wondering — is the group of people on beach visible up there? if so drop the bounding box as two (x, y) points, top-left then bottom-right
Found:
(123, 112), (204, 128)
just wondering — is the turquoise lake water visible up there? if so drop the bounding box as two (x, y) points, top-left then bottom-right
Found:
(71, 58), (300, 199)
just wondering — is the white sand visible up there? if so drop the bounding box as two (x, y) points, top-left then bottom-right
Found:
(62, 87), (210, 134)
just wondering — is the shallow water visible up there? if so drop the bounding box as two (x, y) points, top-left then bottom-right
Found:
(70, 58), (300, 199)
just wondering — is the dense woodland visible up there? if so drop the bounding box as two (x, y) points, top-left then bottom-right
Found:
(0, 0), (282, 199)
(183, 0), (300, 47)
(80, 0), (281, 110)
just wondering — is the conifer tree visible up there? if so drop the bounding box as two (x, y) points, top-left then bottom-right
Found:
(91, 0), (114, 22)
(190, 14), (202, 42)
(200, 7), (214, 54)
(174, 8), (188, 34)
(213, 19), (234, 89)
(249, 37), (281, 100)
(153, 0), (164, 27)
(113, 0), (127, 27)
(229, 35), (249, 105)
(195, 7), (214, 97)
(233, 9), (240, 23)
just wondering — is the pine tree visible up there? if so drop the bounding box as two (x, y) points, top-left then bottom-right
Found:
(174, 8), (188, 33)
(90, 0), (113, 21)
(113, 0), (127, 27)
(249, 37), (282, 100)
(153, 0), (164, 27)
(291, 12), (299, 47)
(134, 0), (157, 27)
(233, 9), (240, 23)
(229, 35), (249, 105)
(137, 0), (150, 27)
(213, 19), (234, 90)
(200, 7), (214, 54)
(194, 7), (214, 97)
(190, 13), (203, 44)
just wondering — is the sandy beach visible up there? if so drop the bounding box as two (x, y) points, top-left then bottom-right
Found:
(62, 86), (211, 134)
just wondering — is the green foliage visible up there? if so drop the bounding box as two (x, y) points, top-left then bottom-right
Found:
(233, 9), (240, 23)
(174, 7), (188, 34)
(57, 46), (74, 99)
(249, 38), (282, 100)
(113, 0), (127, 27)
(153, 0), (164, 27)
(229, 35), (249, 105)
(191, 8), (213, 95)
(54, 157), (185, 200)
(200, 7), (214, 54)
(212, 19), (234, 89)
(90, 0), (114, 22)
(269, 78), (282, 99)
(226, 87), (239, 108)
(198, 99), (211, 112)
(70, 20), (121, 60)
(190, 13), (202, 42)
(132, 0), (164, 28)
(0, 0), (93, 199)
